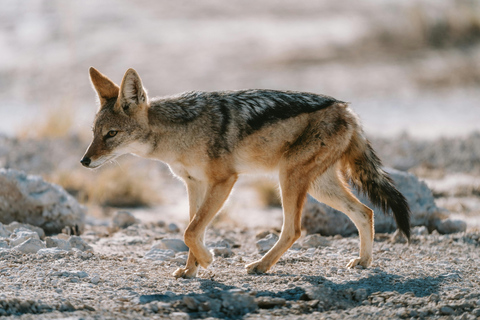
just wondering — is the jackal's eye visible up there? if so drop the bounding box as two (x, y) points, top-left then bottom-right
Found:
(106, 130), (118, 138)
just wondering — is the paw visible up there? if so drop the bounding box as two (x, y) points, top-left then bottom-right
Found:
(346, 257), (372, 269)
(196, 250), (213, 269)
(245, 260), (269, 274)
(173, 267), (197, 279)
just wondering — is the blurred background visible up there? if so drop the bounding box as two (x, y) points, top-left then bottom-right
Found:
(0, 0), (479, 226)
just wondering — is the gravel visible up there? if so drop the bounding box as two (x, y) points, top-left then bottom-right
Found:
(1, 222), (479, 319)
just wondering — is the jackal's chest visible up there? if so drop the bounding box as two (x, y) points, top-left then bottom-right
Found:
(168, 162), (209, 182)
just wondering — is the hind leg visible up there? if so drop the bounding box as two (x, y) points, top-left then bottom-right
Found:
(309, 166), (374, 268)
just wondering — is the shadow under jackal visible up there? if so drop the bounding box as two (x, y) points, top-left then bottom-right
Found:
(81, 67), (410, 278)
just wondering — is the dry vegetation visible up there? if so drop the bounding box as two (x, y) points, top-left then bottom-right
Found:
(18, 104), (76, 139)
(48, 159), (162, 209)
(254, 180), (282, 208)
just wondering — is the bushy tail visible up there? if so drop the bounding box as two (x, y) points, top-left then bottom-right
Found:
(342, 131), (411, 239)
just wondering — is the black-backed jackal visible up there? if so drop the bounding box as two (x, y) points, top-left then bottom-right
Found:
(81, 67), (410, 278)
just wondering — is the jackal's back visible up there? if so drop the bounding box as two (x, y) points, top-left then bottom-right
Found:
(150, 90), (340, 157)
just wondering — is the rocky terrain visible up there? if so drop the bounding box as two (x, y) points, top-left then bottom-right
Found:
(1, 216), (480, 319)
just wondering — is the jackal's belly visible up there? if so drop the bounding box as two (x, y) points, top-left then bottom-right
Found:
(233, 123), (305, 174)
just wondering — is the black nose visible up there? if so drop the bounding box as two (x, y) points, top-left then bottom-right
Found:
(80, 157), (91, 167)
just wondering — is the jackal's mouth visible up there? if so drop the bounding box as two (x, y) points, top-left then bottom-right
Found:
(81, 154), (118, 169)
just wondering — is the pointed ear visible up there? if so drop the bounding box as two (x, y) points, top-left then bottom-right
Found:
(89, 67), (120, 106)
(118, 68), (148, 112)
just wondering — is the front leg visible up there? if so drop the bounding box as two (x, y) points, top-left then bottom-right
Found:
(183, 174), (237, 269)
(173, 178), (206, 279)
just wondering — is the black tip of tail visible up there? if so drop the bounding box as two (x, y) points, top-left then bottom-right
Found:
(388, 189), (411, 240)
(363, 175), (411, 240)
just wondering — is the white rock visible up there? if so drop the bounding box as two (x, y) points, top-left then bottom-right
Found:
(10, 229), (39, 247)
(0, 222), (11, 238)
(170, 312), (190, 320)
(5, 222), (45, 239)
(69, 270), (89, 278)
(167, 223), (180, 233)
(112, 211), (137, 229)
(0, 169), (85, 234)
(256, 233), (278, 253)
(68, 236), (93, 252)
(45, 237), (71, 250)
(212, 246), (233, 258)
(171, 253), (188, 264)
(301, 234), (330, 248)
(14, 238), (46, 253)
(144, 248), (176, 261)
(154, 238), (189, 252)
(208, 239), (234, 257)
(435, 219), (467, 234)
(37, 248), (69, 256)
(412, 226), (429, 236)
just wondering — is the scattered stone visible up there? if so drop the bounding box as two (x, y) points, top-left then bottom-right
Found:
(9, 229), (39, 246)
(167, 223), (180, 233)
(170, 312), (190, 320)
(90, 275), (100, 284)
(0, 222), (11, 238)
(435, 218), (467, 234)
(183, 296), (199, 311)
(412, 226), (429, 236)
(354, 288), (368, 302)
(37, 248), (69, 256)
(0, 169), (86, 234)
(472, 308), (480, 317)
(6, 222), (45, 239)
(301, 234), (330, 248)
(57, 233), (70, 240)
(221, 290), (258, 317)
(154, 238), (189, 252)
(144, 248), (176, 261)
(256, 230), (274, 240)
(255, 296), (286, 309)
(303, 285), (333, 301)
(209, 239), (234, 257)
(68, 236), (93, 252)
(439, 305), (455, 315)
(45, 237), (71, 250)
(13, 238), (45, 253)
(302, 247), (316, 258)
(59, 301), (75, 312)
(170, 253), (188, 264)
(390, 229), (408, 244)
(112, 211), (137, 229)
(256, 233), (278, 253)
(155, 220), (166, 228)
(69, 270), (89, 278)
(212, 246), (234, 258)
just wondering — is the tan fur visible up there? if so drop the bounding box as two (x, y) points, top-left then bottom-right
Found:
(82, 67), (408, 279)
(89, 67), (120, 105)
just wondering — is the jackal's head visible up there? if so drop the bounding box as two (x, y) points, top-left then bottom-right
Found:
(81, 67), (151, 168)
